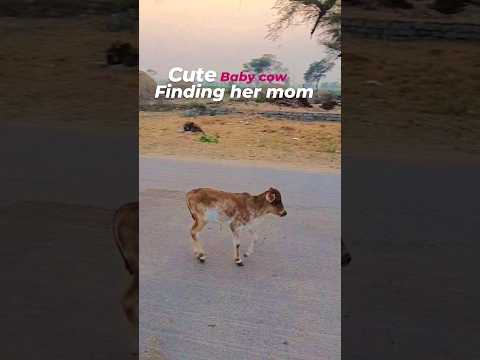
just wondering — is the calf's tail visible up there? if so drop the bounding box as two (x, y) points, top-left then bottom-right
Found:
(185, 192), (197, 221)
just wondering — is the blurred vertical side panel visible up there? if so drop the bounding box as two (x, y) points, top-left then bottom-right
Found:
(342, 1), (480, 359)
(0, 1), (139, 359)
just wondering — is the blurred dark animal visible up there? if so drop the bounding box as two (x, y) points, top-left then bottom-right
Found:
(183, 122), (204, 133)
(106, 42), (138, 67)
(113, 202), (139, 355)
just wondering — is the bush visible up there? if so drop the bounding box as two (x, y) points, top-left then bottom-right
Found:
(252, 91), (269, 103)
(315, 91), (338, 110)
(321, 101), (337, 110)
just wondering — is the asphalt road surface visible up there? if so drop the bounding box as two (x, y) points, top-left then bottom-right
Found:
(1, 125), (137, 360)
(140, 157), (341, 360)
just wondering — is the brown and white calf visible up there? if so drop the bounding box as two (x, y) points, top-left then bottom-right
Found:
(113, 202), (139, 355)
(186, 187), (287, 266)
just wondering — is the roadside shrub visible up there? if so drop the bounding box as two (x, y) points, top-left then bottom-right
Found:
(321, 101), (337, 110)
(254, 92), (269, 103)
(315, 91), (338, 110)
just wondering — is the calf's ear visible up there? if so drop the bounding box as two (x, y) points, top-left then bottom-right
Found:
(266, 191), (276, 203)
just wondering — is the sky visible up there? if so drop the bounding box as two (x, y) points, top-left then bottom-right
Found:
(140, 0), (340, 86)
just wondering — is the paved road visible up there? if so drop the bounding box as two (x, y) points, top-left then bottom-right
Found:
(140, 157), (341, 360)
(342, 156), (480, 359)
(0, 125), (137, 208)
(0, 125), (137, 359)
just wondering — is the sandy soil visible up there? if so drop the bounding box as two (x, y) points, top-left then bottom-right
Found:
(140, 110), (341, 171)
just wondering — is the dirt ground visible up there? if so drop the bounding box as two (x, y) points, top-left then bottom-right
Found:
(5, 14), (477, 168)
(140, 110), (341, 171)
(343, 35), (480, 163)
(0, 15), (137, 130)
(140, 35), (480, 169)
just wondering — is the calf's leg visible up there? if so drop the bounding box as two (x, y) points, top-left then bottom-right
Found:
(230, 223), (243, 266)
(191, 217), (207, 262)
(244, 228), (258, 258)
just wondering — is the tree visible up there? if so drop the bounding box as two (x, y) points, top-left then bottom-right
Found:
(243, 54), (289, 84)
(267, 0), (341, 56)
(243, 54), (276, 75)
(304, 59), (334, 89)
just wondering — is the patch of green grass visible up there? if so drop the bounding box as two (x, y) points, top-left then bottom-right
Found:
(199, 134), (219, 144)
(325, 143), (337, 153)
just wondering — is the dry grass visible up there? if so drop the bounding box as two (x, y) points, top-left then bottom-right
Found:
(140, 111), (340, 170)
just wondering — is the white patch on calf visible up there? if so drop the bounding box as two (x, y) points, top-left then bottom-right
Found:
(205, 208), (232, 227)
(205, 208), (220, 222)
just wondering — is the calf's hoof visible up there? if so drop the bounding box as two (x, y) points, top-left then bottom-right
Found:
(235, 258), (244, 266)
(196, 253), (206, 263)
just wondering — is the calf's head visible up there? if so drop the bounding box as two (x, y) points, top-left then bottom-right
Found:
(264, 187), (287, 217)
